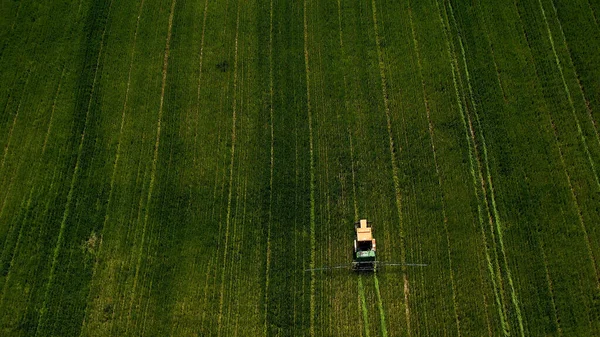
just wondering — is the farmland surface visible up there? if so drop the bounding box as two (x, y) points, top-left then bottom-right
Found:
(1, 0), (599, 335)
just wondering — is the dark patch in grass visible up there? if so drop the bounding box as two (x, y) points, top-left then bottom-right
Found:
(216, 60), (229, 72)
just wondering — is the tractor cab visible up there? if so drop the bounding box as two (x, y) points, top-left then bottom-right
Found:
(353, 219), (376, 271)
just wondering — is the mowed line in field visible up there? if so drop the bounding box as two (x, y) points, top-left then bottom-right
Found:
(406, 4), (461, 336)
(126, 0), (176, 328)
(434, 0), (509, 334)
(35, 1), (114, 332)
(368, 0), (411, 334)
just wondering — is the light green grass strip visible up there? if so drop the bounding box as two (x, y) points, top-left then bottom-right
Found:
(303, 0), (317, 335)
(537, 0), (600, 190)
(448, 3), (525, 335)
(358, 276), (371, 337)
(217, 3), (241, 336)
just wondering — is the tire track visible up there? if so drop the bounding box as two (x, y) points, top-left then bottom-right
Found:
(216, 2), (241, 335)
(303, 0), (317, 334)
(368, 0), (411, 333)
(34, 0), (113, 332)
(358, 276), (371, 337)
(537, 0), (600, 189)
(434, 0), (509, 334)
(407, 5), (461, 336)
(126, 0), (176, 327)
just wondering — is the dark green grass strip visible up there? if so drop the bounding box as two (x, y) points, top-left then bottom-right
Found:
(434, 0), (509, 334)
(447, 3), (525, 335)
(78, 0), (146, 332)
(125, 0), (176, 330)
(406, 3), (461, 335)
(536, 0), (600, 190)
(34, 1), (113, 334)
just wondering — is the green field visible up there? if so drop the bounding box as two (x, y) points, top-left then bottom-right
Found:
(1, 0), (599, 335)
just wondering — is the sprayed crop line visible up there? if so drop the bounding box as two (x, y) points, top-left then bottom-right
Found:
(231, 172), (249, 336)
(476, 0), (508, 103)
(126, 0), (176, 329)
(369, 0), (411, 333)
(79, 0), (146, 332)
(216, 3), (241, 335)
(447, 3), (525, 335)
(263, 0), (274, 333)
(196, 0), (210, 107)
(302, 0), (317, 334)
(548, 0), (600, 152)
(42, 66), (66, 154)
(372, 276), (388, 337)
(446, 4), (524, 335)
(407, 5), (461, 335)
(474, 233), (495, 337)
(0, 67), (33, 183)
(34, 0), (113, 332)
(225, 122), (246, 333)
(536, 229), (562, 335)
(549, 116), (600, 286)
(109, 153), (149, 335)
(434, 0), (509, 334)
(0, 186), (34, 309)
(183, 0), (211, 331)
(537, 0), (600, 189)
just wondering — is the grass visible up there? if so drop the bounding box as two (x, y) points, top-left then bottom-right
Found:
(1, 0), (599, 335)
